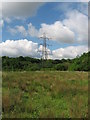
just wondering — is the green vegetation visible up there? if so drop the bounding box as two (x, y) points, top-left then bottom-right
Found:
(2, 71), (88, 118)
(2, 52), (90, 71)
(2, 52), (89, 118)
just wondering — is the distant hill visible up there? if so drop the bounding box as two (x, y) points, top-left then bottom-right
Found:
(1, 52), (90, 71)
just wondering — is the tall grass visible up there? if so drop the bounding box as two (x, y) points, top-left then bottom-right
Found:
(2, 71), (88, 118)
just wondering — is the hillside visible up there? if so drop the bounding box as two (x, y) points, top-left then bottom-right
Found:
(1, 52), (90, 71)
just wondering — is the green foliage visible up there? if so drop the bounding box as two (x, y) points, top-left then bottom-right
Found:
(69, 52), (90, 71)
(55, 63), (69, 71)
(2, 52), (90, 71)
(29, 64), (40, 71)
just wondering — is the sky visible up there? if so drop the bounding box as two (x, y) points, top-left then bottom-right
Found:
(0, 1), (89, 59)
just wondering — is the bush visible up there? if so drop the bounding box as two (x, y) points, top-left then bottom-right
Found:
(55, 63), (68, 71)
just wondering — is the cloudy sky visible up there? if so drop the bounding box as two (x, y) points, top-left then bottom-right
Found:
(0, 1), (89, 59)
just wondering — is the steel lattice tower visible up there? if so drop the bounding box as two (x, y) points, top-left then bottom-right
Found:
(38, 33), (52, 60)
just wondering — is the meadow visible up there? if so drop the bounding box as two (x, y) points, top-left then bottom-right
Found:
(2, 71), (88, 118)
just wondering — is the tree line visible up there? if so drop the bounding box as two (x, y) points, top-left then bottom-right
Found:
(1, 52), (90, 71)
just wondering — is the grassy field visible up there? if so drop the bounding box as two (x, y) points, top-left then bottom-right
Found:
(2, 71), (88, 118)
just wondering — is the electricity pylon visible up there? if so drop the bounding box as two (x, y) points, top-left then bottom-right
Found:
(38, 33), (52, 60)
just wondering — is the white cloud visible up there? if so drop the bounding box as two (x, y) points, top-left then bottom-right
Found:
(63, 10), (88, 43)
(38, 21), (75, 44)
(8, 9), (88, 44)
(8, 21), (75, 44)
(16, 26), (27, 36)
(78, 3), (88, 15)
(8, 26), (27, 36)
(0, 39), (88, 59)
(50, 45), (88, 60)
(0, 39), (39, 58)
(8, 27), (17, 35)
(56, 2), (88, 15)
(28, 23), (38, 37)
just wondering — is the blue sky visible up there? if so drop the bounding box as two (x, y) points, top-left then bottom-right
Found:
(0, 2), (88, 59)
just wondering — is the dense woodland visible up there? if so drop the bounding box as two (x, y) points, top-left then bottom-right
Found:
(1, 52), (90, 71)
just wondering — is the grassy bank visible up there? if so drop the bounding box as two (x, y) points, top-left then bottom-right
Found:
(2, 71), (88, 118)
